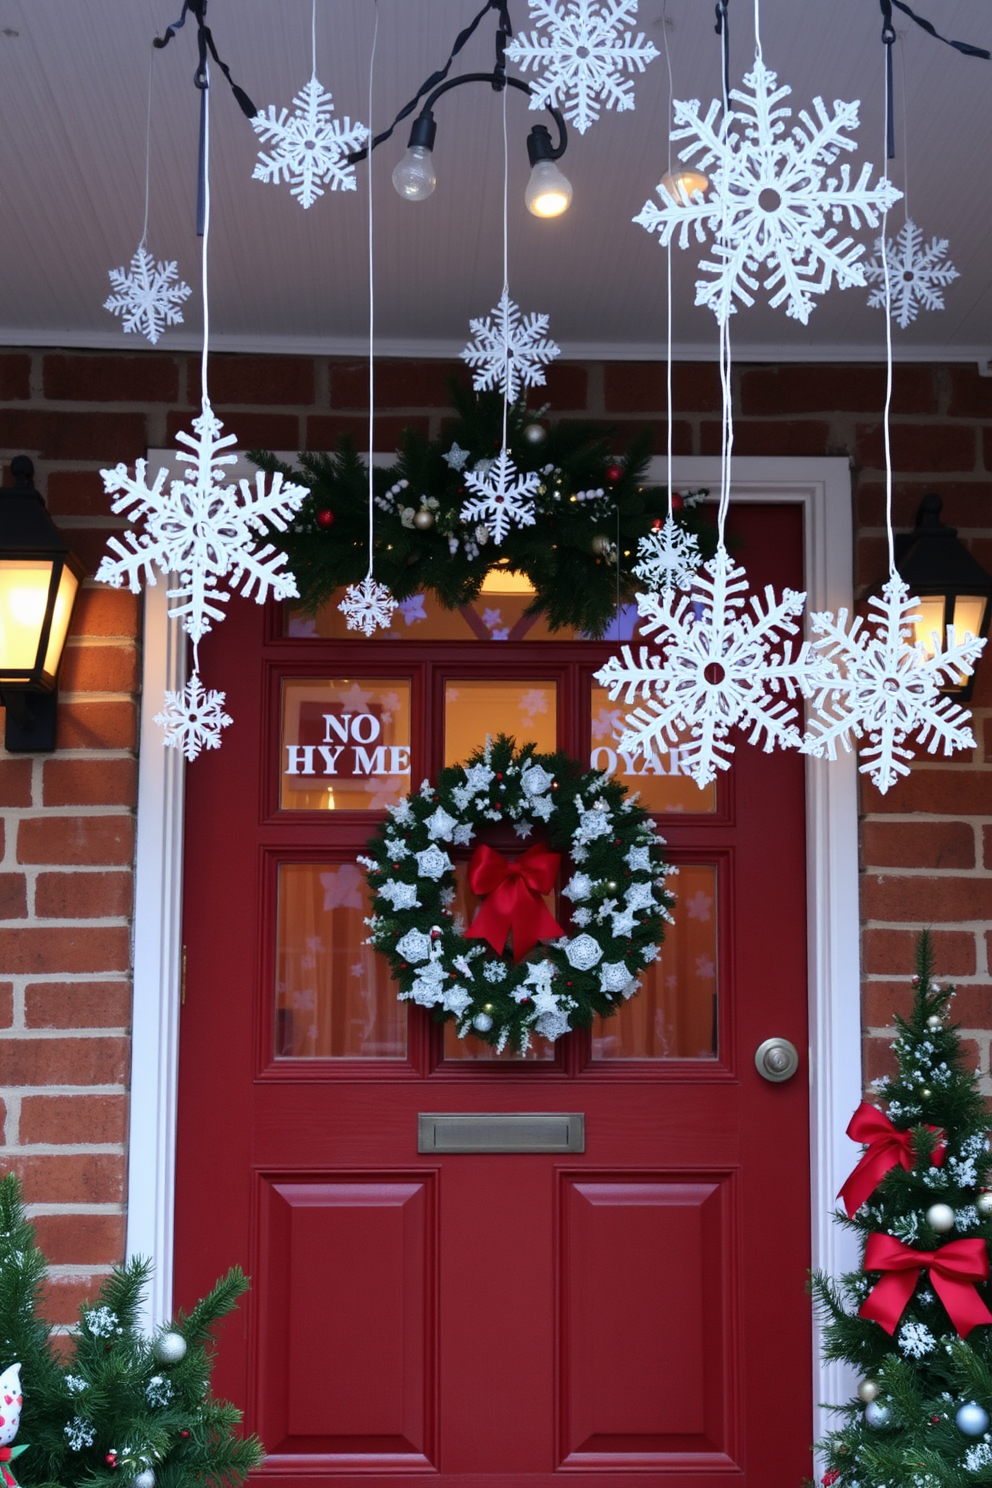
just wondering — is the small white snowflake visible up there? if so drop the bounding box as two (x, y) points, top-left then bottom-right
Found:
(84, 1306), (120, 1337)
(864, 218), (959, 329)
(154, 672), (232, 762)
(460, 449), (541, 545)
(898, 1320), (936, 1358)
(460, 291), (559, 400)
(251, 76), (369, 206)
(634, 53), (901, 324)
(633, 516), (701, 593)
(146, 1375), (174, 1408)
(506, 0), (658, 135)
(65, 1417), (96, 1452)
(803, 575), (985, 794)
(104, 244), (191, 346)
(596, 546), (828, 786)
(338, 575), (398, 636)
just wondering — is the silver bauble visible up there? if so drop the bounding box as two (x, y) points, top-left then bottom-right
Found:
(473, 1012), (493, 1033)
(591, 534), (612, 557)
(857, 1379), (879, 1403)
(523, 422), (546, 445)
(977, 1192), (992, 1217)
(133, 1471), (156, 1488)
(864, 1400), (891, 1429)
(153, 1331), (187, 1364)
(956, 1402), (991, 1436)
(926, 1202), (956, 1233)
(926, 1014), (942, 1030)
(413, 508), (435, 530)
(920, 1087), (932, 1099)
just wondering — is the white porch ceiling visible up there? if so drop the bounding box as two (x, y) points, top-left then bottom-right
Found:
(1, 0), (990, 362)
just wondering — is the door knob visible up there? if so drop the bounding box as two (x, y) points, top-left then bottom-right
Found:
(754, 1037), (800, 1083)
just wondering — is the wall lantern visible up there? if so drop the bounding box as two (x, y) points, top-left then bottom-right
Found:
(895, 492), (992, 701)
(0, 455), (82, 752)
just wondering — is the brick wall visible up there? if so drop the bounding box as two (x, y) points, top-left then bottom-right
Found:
(0, 349), (989, 1301)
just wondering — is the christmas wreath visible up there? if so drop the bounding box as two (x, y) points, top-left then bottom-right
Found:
(360, 735), (674, 1054)
(252, 380), (714, 639)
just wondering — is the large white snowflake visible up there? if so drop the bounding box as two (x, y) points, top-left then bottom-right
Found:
(104, 245), (191, 345)
(633, 516), (701, 593)
(338, 575), (398, 636)
(97, 403), (306, 646)
(506, 0), (658, 135)
(251, 76), (369, 207)
(460, 449), (541, 545)
(634, 53), (901, 325)
(864, 218), (959, 329)
(460, 292), (560, 401)
(594, 546), (830, 786)
(154, 672), (232, 762)
(802, 575), (984, 794)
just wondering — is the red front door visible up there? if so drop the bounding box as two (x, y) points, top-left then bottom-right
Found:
(175, 502), (812, 1485)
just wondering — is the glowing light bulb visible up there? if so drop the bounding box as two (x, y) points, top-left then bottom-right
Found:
(659, 167), (710, 204)
(525, 159), (572, 218)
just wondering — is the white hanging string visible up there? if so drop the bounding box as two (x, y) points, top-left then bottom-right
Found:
(500, 78), (510, 455)
(365, 0), (379, 581)
(662, 0), (674, 517)
(199, 68), (211, 414)
(716, 4), (737, 545)
(311, 0), (318, 80)
(140, 48), (154, 248)
(881, 40), (896, 576)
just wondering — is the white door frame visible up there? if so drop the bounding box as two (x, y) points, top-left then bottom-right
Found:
(126, 451), (862, 1451)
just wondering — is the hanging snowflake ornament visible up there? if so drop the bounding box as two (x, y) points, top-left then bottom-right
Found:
(634, 53), (901, 324)
(864, 218), (959, 329)
(802, 575), (984, 794)
(338, 575), (398, 636)
(97, 403), (307, 646)
(251, 76), (369, 206)
(595, 546), (830, 786)
(632, 515), (701, 593)
(460, 291), (560, 401)
(460, 449), (542, 545)
(154, 672), (232, 762)
(505, 0), (659, 135)
(104, 245), (191, 345)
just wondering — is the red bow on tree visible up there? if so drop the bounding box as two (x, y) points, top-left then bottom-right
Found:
(838, 1101), (946, 1218)
(859, 1232), (992, 1338)
(464, 843), (565, 962)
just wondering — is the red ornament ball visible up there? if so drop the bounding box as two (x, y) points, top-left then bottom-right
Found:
(605, 463), (623, 484)
(651, 517), (663, 532)
(180, 1431), (190, 1440)
(672, 493), (685, 512)
(316, 509), (335, 529)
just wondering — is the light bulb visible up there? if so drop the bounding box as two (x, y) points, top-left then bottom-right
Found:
(392, 145), (436, 201)
(525, 158), (572, 218)
(659, 167), (710, 204)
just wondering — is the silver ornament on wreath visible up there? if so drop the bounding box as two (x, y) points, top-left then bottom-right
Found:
(864, 1400), (892, 1429)
(857, 1379), (879, 1403)
(926, 1202), (956, 1233)
(133, 1470), (156, 1488)
(956, 1402), (991, 1436)
(977, 1192), (992, 1217)
(153, 1331), (187, 1365)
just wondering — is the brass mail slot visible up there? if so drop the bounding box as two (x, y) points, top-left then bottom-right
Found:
(418, 1112), (585, 1154)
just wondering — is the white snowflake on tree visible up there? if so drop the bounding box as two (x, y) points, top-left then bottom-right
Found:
(802, 575), (984, 794)
(251, 76), (369, 207)
(634, 53), (901, 324)
(104, 245), (191, 345)
(594, 546), (829, 786)
(97, 403), (306, 646)
(460, 292), (560, 401)
(460, 448), (541, 545)
(864, 218), (959, 329)
(154, 672), (232, 762)
(632, 516), (701, 593)
(338, 575), (398, 636)
(506, 0), (658, 135)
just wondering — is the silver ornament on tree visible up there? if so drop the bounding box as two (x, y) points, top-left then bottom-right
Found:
(977, 1192), (992, 1217)
(864, 1400), (892, 1429)
(413, 508), (435, 530)
(153, 1331), (187, 1365)
(133, 1470), (156, 1488)
(956, 1402), (991, 1436)
(926, 1202), (956, 1233)
(926, 1014), (942, 1030)
(523, 422), (546, 445)
(857, 1379), (879, 1403)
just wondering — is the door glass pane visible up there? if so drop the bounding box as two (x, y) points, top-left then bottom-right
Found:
(592, 863), (718, 1059)
(275, 863), (407, 1059)
(280, 678), (411, 811)
(285, 577), (583, 641)
(590, 684), (717, 814)
(445, 680), (557, 765)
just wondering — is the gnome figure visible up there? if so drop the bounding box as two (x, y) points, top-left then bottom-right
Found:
(0, 1363), (25, 1488)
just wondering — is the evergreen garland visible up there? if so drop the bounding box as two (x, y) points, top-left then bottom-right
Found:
(252, 380), (715, 638)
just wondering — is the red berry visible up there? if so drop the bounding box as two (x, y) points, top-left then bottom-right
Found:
(106, 1455), (117, 1467)
(605, 463), (623, 484)
(932, 1415), (940, 1424)
(316, 509), (335, 529)
(651, 517), (663, 532)
(180, 1431), (190, 1440)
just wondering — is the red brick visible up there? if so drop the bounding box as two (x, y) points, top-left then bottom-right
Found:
(58, 527), (128, 580)
(862, 770), (992, 816)
(166, 408), (300, 449)
(861, 819), (975, 870)
(57, 700), (138, 751)
(863, 927), (976, 976)
(0, 354), (31, 400)
(946, 984), (992, 1026)
(46, 470), (114, 519)
(69, 586), (140, 638)
(35, 871), (132, 920)
(0, 926), (130, 976)
(0, 982), (11, 1029)
(0, 759), (32, 806)
(306, 413), (431, 450)
(0, 1035), (128, 1085)
(700, 419), (830, 457)
(862, 979), (915, 1026)
(984, 825), (992, 869)
(190, 353), (314, 406)
(59, 643), (139, 694)
(862, 874), (992, 923)
(948, 366), (992, 419)
(857, 422), (976, 473)
(0, 1097), (5, 1143)
(21, 1094), (128, 1146)
(38, 1276), (105, 1327)
(603, 361), (723, 413)
(740, 364), (935, 417)
(855, 534), (891, 591)
(43, 354), (179, 404)
(609, 418), (693, 456)
(542, 362), (588, 410)
(31, 1212), (126, 1265)
(0, 873), (27, 919)
(330, 359), (467, 409)
(0, 410), (147, 463)
(10, 1152), (125, 1205)
(42, 758), (137, 807)
(960, 1037), (982, 1074)
(17, 815), (134, 867)
(856, 481), (992, 531)
(863, 1034), (898, 1087)
(24, 981), (131, 1030)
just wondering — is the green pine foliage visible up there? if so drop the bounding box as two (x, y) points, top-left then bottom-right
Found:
(0, 1173), (261, 1488)
(811, 932), (992, 1486)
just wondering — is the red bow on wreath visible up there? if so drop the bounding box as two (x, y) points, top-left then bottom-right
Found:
(838, 1101), (946, 1218)
(859, 1232), (992, 1338)
(0, 1448), (21, 1488)
(464, 843), (565, 962)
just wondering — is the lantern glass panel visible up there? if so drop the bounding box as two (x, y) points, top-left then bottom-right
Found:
(951, 595), (987, 646)
(40, 565), (79, 683)
(910, 595), (945, 659)
(0, 559), (56, 677)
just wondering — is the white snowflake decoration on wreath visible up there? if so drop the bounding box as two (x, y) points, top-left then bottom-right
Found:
(251, 76), (369, 207)
(632, 516), (701, 594)
(506, 0), (659, 135)
(802, 575), (984, 794)
(338, 575), (398, 636)
(97, 404), (306, 646)
(154, 673), (232, 762)
(104, 245), (191, 345)
(460, 449), (542, 545)
(864, 218), (959, 329)
(460, 291), (560, 401)
(634, 53), (901, 324)
(595, 546), (830, 787)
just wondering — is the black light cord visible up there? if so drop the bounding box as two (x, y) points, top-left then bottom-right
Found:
(153, 0), (257, 117)
(881, 0), (990, 62)
(714, 0), (730, 101)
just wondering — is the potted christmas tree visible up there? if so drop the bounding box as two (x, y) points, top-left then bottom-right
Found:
(812, 930), (992, 1485)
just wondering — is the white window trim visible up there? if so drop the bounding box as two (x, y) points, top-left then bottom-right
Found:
(127, 451), (861, 1449)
